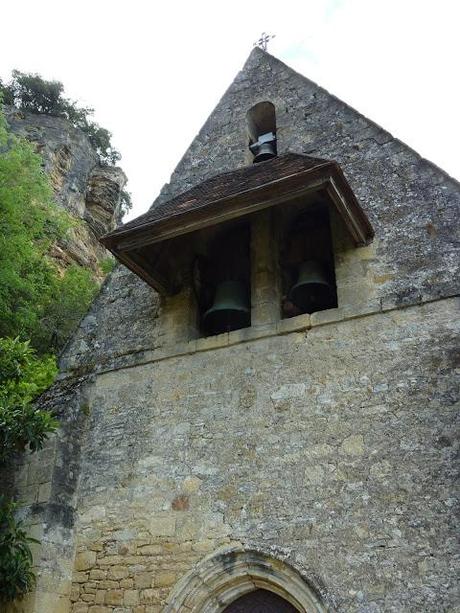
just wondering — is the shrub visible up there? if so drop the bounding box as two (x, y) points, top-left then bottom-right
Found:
(0, 105), (98, 353)
(0, 496), (38, 602)
(33, 264), (98, 354)
(0, 339), (58, 604)
(100, 257), (116, 275)
(0, 105), (66, 344)
(120, 188), (132, 216)
(0, 337), (57, 463)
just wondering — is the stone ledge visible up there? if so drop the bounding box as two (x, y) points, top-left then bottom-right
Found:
(59, 294), (459, 378)
(109, 303), (374, 365)
(277, 313), (311, 334)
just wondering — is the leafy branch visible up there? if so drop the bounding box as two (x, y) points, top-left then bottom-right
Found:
(0, 338), (57, 463)
(0, 497), (39, 602)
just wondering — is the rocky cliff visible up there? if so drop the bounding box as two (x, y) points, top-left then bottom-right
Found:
(4, 105), (126, 277)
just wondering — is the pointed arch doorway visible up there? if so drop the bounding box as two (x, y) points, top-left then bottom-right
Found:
(224, 588), (298, 612)
(163, 547), (326, 612)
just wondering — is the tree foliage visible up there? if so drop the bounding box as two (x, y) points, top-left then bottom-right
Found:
(0, 106), (98, 354)
(120, 187), (132, 216)
(0, 339), (57, 602)
(0, 106), (67, 343)
(0, 337), (57, 463)
(34, 264), (98, 353)
(0, 70), (120, 165)
(0, 89), (107, 603)
(0, 496), (39, 602)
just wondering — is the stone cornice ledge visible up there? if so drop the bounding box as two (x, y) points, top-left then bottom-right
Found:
(58, 292), (459, 380)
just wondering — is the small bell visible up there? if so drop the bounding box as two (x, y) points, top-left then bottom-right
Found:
(249, 131), (276, 163)
(203, 280), (250, 335)
(289, 261), (335, 314)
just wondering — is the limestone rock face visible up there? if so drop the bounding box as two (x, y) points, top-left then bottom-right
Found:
(3, 105), (126, 276)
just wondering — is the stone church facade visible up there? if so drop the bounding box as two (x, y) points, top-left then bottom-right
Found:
(6, 49), (459, 612)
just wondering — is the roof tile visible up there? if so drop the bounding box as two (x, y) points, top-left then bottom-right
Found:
(107, 153), (330, 238)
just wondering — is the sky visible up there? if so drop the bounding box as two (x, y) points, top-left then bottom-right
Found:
(1, 0), (459, 220)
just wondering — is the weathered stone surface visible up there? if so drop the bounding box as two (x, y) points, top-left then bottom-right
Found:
(56, 47), (458, 378)
(105, 589), (123, 606)
(60, 266), (159, 374)
(5, 48), (459, 612)
(60, 297), (457, 611)
(75, 551), (97, 571)
(124, 590), (139, 606)
(133, 575), (152, 591)
(107, 566), (129, 580)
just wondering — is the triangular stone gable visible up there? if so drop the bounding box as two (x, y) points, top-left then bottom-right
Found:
(60, 47), (460, 375)
(153, 47), (458, 206)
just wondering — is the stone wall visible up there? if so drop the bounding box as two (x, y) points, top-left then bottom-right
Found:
(4, 49), (459, 612)
(69, 296), (458, 612)
(60, 47), (459, 376)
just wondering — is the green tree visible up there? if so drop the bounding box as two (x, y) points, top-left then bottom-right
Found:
(120, 187), (132, 216)
(0, 93), (105, 604)
(1, 70), (120, 165)
(0, 105), (65, 343)
(0, 337), (57, 462)
(0, 71), (68, 116)
(0, 338), (57, 602)
(34, 264), (98, 353)
(0, 497), (39, 603)
(0, 105), (98, 353)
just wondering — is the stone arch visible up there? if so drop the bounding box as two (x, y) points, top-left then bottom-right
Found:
(163, 546), (327, 612)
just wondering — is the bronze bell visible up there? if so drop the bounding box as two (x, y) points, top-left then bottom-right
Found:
(203, 280), (250, 335)
(289, 261), (335, 314)
(249, 131), (276, 163)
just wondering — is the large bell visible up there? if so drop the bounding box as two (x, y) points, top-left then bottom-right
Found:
(203, 280), (250, 335)
(289, 261), (335, 314)
(249, 131), (276, 163)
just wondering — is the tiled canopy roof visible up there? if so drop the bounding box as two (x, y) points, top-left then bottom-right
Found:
(104, 154), (331, 240)
(100, 153), (374, 294)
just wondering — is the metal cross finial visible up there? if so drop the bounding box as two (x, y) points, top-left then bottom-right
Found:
(254, 32), (276, 51)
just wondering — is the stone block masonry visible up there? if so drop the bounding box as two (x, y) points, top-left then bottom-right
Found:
(2, 48), (458, 612)
(63, 297), (459, 612)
